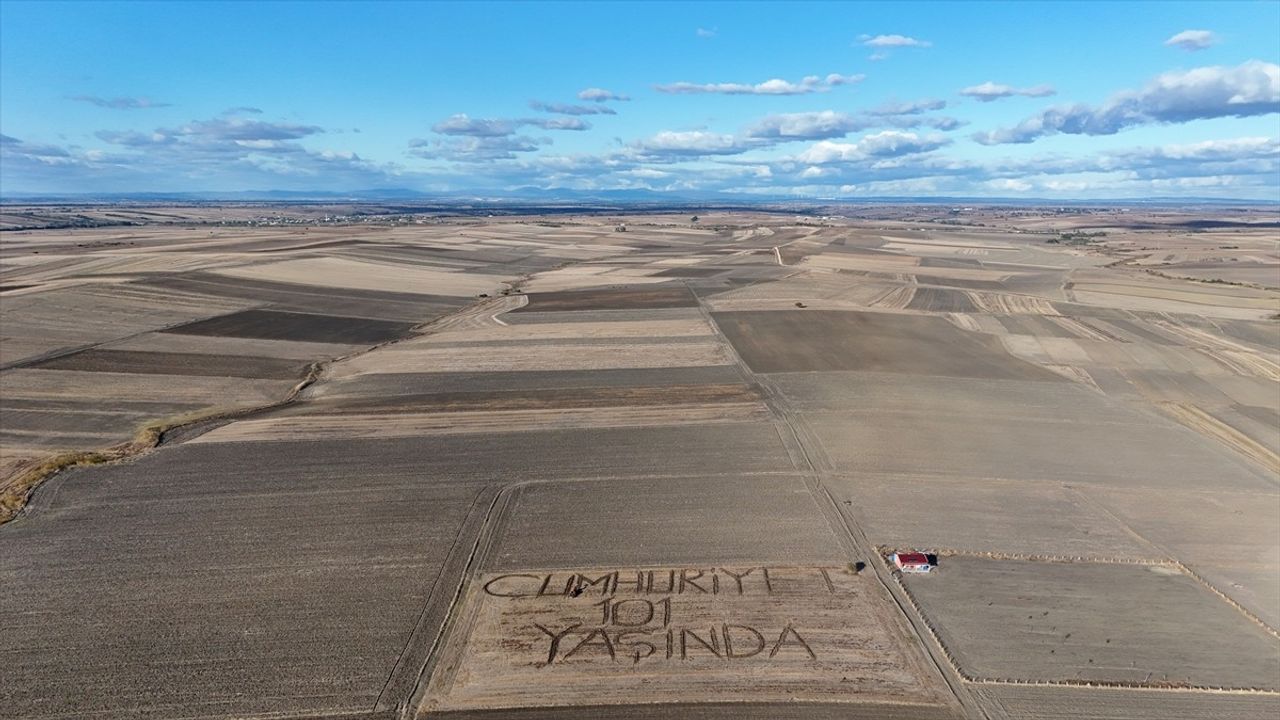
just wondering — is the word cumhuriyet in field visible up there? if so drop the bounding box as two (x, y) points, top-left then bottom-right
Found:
(426, 561), (954, 711)
(482, 566), (864, 666)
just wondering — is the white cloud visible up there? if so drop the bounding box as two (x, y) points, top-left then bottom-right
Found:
(525, 117), (591, 131)
(959, 81), (1057, 102)
(411, 135), (551, 161)
(630, 130), (755, 158)
(655, 73), (863, 96)
(432, 114), (518, 137)
(528, 100), (617, 116)
(431, 113), (591, 137)
(696, 27), (716, 38)
(795, 131), (949, 163)
(975, 60), (1280, 144)
(986, 178), (1033, 192)
(745, 111), (860, 140)
(1165, 29), (1218, 51)
(860, 34), (931, 48)
(578, 88), (631, 102)
(868, 98), (947, 115)
(1134, 135), (1277, 160)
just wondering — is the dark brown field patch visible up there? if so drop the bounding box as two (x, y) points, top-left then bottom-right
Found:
(26, 348), (308, 379)
(653, 267), (725, 278)
(296, 383), (762, 415)
(905, 287), (977, 312)
(912, 275), (1006, 291)
(161, 308), (415, 344)
(133, 273), (464, 322)
(711, 310), (1062, 379)
(514, 285), (698, 312)
(920, 257), (984, 269)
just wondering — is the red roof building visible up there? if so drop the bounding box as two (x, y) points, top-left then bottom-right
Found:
(892, 552), (934, 573)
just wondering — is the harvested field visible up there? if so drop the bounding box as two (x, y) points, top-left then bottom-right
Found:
(102, 331), (364, 360)
(329, 341), (734, 374)
(712, 310), (1060, 379)
(191, 404), (772, 441)
(973, 685), (1280, 720)
(0, 442), (489, 719)
(293, 383), (762, 414)
(514, 284), (699, 311)
(134, 272), (466, 322)
(905, 287), (978, 312)
(1, 368), (288, 405)
(424, 318), (716, 343)
(162, 308), (417, 344)
(829, 476), (1161, 560)
(26, 348), (308, 379)
(212, 255), (511, 296)
(654, 266), (726, 278)
(489, 476), (847, 570)
(308, 366), (747, 399)
(902, 556), (1280, 688)
(808, 402), (1274, 490)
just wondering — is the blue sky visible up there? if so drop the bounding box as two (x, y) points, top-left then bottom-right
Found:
(2, 0), (1278, 198)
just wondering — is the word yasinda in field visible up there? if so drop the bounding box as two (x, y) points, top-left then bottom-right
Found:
(483, 566), (857, 666)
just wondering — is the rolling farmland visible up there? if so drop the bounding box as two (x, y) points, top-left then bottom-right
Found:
(1, 205), (1277, 719)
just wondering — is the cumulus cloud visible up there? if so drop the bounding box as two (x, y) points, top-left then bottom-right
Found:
(746, 111), (861, 140)
(432, 113), (589, 137)
(95, 118), (324, 149)
(1165, 29), (1217, 51)
(868, 98), (947, 115)
(629, 130), (759, 159)
(528, 100), (617, 115)
(744, 107), (963, 141)
(432, 114), (519, 137)
(0, 133), (75, 163)
(410, 135), (551, 162)
(578, 87), (630, 102)
(1099, 136), (1280, 178)
(860, 34), (931, 48)
(69, 95), (171, 109)
(959, 81), (1056, 102)
(974, 60), (1280, 144)
(525, 117), (591, 131)
(655, 73), (864, 96)
(3, 113), (405, 193)
(795, 131), (950, 163)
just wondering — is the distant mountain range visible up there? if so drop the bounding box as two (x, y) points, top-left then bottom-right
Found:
(2, 187), (1277, 206)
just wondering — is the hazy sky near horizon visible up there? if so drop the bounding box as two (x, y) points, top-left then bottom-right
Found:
(2, 0), (1279, 198)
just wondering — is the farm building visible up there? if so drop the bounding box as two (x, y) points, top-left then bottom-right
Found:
(892, 552), (934, 573)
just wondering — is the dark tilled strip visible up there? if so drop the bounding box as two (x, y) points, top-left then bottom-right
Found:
(161, 308), (416, 344)
(288, 383), (762, 415)
(513, 285), (699, 312)
(654, 267), (727, 278)
(906, 287), (978, 313)
(24, 348), (309, 380)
